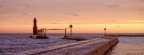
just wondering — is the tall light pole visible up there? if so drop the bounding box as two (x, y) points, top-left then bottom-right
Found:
(69, 24), (73, 36)
(44, 28), (46, 36)
(64, 28), (67, 37)
(104, 28), (106, 35)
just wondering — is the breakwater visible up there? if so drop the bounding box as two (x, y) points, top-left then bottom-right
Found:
(18, 37), (118, 55)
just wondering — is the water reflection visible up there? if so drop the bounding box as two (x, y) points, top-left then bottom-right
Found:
(110, 37), (144, 55)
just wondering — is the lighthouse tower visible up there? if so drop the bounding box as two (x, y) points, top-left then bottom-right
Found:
(33, 18), (38, 35)
(30, 18), (48, 39)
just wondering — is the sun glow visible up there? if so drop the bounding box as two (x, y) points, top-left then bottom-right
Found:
(0, 0), (144, 33)
(129, 21), (144, 23)
(1, 23), (144, 33)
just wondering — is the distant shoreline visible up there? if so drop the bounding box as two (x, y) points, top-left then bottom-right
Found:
(0, 33), (144, 37)
(105, 35), (144, 37)
(0, 33), (144, 34)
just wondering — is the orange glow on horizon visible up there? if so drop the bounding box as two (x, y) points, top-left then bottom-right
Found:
(0, 24), (144, 33)
(0, 0), (144, 33)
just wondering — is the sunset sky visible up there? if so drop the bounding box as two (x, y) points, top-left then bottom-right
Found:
(0, 0), (144, 33)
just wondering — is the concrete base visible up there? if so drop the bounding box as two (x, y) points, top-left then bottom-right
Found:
(30, 35), (49, 39)
(85, 37), (119, 55)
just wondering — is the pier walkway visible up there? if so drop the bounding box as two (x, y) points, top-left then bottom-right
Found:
(17, 37), (118, 55)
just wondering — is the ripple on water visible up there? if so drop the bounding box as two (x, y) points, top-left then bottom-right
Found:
(110, 37), (144, 55)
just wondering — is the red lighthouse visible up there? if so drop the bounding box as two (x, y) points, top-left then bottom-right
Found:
(33, 18), (38, 35)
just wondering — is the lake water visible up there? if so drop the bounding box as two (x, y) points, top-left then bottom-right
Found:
(110, 37), (144, 55)
(0, 33), (144, 55)
(0, 33), (77, 55)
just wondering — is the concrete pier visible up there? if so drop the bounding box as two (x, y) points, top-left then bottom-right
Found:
(18, 37), (118, 55)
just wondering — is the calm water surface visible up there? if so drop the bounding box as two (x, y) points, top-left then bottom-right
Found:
(110, 37), (144, 55)
(0, 33), (144, 55)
